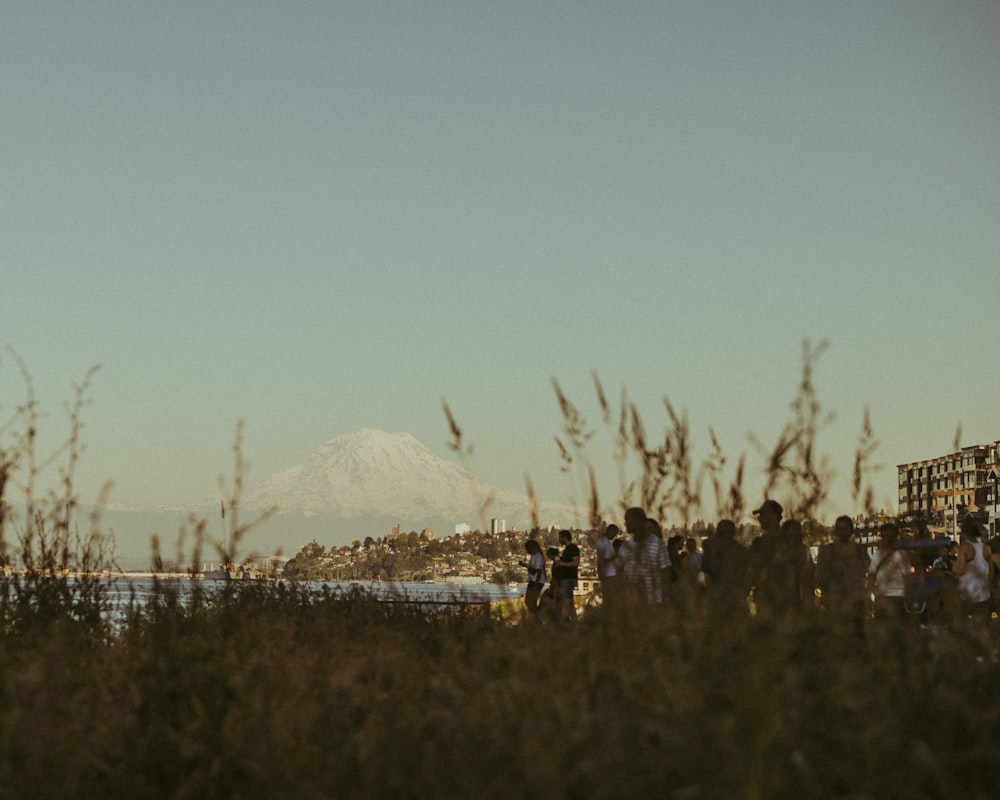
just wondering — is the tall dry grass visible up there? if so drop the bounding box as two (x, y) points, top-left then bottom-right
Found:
(3, 583), (999, 798)
(545, 338), (885, 538)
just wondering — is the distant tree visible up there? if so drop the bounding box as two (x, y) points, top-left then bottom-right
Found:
(300, 541), (325, 560)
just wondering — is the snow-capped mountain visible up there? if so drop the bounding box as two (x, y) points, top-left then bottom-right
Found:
(87, 428), (575, 568)
(243, 428), (566, 528)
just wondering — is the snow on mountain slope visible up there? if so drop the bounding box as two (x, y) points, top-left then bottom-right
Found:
(243, 428), (554, 525)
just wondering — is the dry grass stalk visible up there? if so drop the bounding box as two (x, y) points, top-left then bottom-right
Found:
(441, 400), (495, 533)
(852, 406), (880, 517)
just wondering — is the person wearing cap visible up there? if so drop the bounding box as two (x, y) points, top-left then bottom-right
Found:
(755, 500), (783, 532)
(746, 500), (812, 620)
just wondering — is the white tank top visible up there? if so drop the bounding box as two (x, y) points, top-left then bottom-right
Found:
(958, 541), (991, 604)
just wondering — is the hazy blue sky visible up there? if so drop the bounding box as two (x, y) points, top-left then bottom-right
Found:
(3, 1), (998, 526)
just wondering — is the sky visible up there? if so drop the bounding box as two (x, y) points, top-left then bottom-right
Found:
(3, 1), (999, 531)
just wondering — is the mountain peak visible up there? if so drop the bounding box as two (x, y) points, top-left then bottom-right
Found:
(329, 428), (417, 445)
(243, 428), (497, 522)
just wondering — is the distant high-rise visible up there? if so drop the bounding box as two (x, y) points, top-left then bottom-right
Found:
(897, 441), (1000, 537)
(490, 518), (506, 535)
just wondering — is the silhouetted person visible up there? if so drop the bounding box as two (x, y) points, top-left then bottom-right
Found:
(684, 537), (703, 582)
(620, 507), (671, 605)
(521, 539), (546, 616)
(556, 530), (580, 622)
(666, 534), (686, 579)
(702, 519), (749, 619)
(746, 500), (811, 620)
(816, 515), (869, 634)
(595, 523), (621, 612)
(544, 546), (564, 622)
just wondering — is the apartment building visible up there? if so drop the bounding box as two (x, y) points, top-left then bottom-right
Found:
(897, 441), (1000, 537)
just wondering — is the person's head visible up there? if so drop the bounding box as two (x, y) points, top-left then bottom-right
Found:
(716, 519), (736, 539)
(646, 518), (663, 540)
(879, 522), (899, 547)
(782, 519), (803, 543)
(684, 537), (697, 554)
(960, 516), (983, 541)
(833, 515), (854, 544)
(545, 547), (560, 560)
(558, 529), (572, 546)
(524, 539), (540, 555)
(667, 534), (684, 554)
(753, 500), (783, 533)
(624, 507), (647, 536)
(604, 524), (620, 540)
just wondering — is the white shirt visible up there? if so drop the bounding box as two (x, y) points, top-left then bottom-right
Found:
(869, 548), (908, 598)
(958, 541), (991, 604)
(527, 551), (546, 585)
(595, 534), (617, 578)
(621, 536), (671, 604)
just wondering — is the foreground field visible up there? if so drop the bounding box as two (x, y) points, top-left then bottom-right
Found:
(1, 580), (998, 799)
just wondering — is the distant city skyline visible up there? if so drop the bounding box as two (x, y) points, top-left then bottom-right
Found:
(3, 2), (998, 528)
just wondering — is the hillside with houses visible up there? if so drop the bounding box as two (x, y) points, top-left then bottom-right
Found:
(282, 526), (594, 585)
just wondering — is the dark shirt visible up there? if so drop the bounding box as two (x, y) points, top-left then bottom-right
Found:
(749, 532), (810, 612)
(816, 542), (869, 612)
(702, 536), (749, 590)
(559, 543), (580, 581)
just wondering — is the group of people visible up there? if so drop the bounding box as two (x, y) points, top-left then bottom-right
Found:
(523, 530), (582, 623)
(521, 501), (999, 629)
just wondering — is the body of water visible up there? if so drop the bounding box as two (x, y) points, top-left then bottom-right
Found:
(105, 577), (524, 610)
